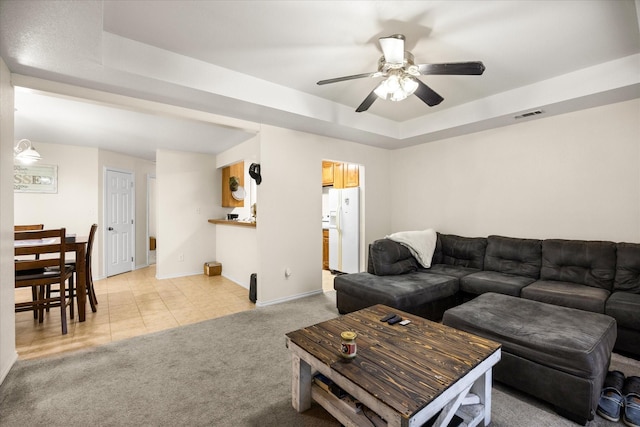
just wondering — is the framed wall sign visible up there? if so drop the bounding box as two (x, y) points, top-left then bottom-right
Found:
(14, 163), (58, 193)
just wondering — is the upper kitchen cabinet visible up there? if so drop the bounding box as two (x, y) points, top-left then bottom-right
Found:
(344, 163), (359, 188)
(324, 161), (359, 188)
(222, 161), (245, 207)
(322, 161), (335, 186)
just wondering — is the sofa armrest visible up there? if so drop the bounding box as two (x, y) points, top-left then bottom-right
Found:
(368, 239), (418, 276)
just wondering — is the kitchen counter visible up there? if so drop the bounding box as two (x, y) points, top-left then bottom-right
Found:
(208, 219), (256, 228)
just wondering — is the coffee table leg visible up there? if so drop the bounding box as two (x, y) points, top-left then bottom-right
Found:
(291, 355), (312, 412)
(471, 368), (493, 426)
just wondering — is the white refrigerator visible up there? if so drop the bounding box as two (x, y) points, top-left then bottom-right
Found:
(328, 187), (359, 274)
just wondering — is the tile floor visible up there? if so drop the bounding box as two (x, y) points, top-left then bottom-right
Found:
(15, 267), (338, 360)
(14, 265), (256, 360)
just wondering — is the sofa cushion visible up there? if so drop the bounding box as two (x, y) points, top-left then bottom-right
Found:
(484, 235), (541, 279)
(369, 239), (418, 276)
(522, 280), (610, 313)
(433, 234), (487, 269)
(614, 242), (640, 293)
(606, 292), (640, 329)
(333, 271), (459, 308)
(422, 264), (479, 279)
(461, 271), (536, 297)
(540, 239), (616, 291)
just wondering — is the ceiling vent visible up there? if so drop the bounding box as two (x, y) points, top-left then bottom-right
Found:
(514, 110), (544, 119)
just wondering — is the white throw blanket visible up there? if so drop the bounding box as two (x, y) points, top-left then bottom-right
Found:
(386, 229), (437, 268)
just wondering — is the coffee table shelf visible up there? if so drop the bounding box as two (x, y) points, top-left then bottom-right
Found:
(311, 384), (386, 427)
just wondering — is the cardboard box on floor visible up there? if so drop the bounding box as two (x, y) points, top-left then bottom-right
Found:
(204, 262), (222, 276)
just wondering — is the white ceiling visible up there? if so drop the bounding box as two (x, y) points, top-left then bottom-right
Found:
(1, 0), (639, 161)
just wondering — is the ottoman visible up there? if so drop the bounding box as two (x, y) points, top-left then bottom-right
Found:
(442, 292), (617, 425)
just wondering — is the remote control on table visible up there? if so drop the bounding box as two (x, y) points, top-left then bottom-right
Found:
(387, 315), (403, 325)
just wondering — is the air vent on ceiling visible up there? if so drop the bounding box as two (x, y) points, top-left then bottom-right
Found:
(514, 110), (544, 119)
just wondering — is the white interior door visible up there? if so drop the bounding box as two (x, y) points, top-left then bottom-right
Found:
(106, 169), (134, 277)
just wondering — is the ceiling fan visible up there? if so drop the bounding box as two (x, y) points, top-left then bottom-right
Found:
(317, 34), (485, 113)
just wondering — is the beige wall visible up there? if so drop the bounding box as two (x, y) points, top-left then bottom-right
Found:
(0, 57), (17, 382)
(390, 99), (640, 243)
(14, 142), (99, 260)
(155, 149), (224, 279)
(255, 125), (391, 305)
(213, 136), (259, 287)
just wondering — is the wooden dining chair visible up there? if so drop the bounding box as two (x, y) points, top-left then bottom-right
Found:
(46, 224), (98, 313)
(14, 224), (45, 318)
(14, 228), (75, 335)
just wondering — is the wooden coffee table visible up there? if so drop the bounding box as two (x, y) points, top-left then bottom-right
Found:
(285, 304), (501, 427)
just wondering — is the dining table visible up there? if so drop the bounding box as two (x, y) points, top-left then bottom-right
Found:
(14, 235), (89, 322)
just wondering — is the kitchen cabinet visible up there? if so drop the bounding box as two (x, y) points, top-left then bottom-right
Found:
(322, 161), (334, 186)
(333, 162), (344, 188)
(344, 163), (359, 188)
(222, 162), (244, 207)
(330, 162), (359, 189)
(323, 229), (329, 270)
(322, 160), (359, 188)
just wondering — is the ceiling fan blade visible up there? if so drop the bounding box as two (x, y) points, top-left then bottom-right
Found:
(417, 61), (485, 76)
(317, 72), (379, 85)
(379, 34), (405, 64)
(414, 80), (444, 107)
(355, 88), (379, 113)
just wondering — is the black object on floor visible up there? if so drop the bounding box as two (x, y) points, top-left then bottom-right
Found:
(249, 273), (257, 302)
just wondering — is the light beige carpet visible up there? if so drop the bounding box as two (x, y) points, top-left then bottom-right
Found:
(0, 291), (637, 426)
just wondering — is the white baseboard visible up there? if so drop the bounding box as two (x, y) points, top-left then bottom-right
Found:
(256, 289), (323, 307)
(221, 273), (249, 289)
(155, 270), (203, 280)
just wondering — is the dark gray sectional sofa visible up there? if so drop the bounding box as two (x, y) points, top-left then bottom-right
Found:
(334, 233), (640, 358)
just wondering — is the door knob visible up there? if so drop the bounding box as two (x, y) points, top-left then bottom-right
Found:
(108, 227), (114, 231)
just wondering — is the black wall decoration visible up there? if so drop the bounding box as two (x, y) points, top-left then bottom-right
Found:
(249, 163), (262, 185)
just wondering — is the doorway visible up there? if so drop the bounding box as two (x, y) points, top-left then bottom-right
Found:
(321, 160), (364, 292)
(104, 168), (135, 277)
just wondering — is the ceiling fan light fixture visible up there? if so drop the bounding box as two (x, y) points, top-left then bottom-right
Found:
(317, 34), (484, 113)
(13, 139), (42, 164)
(374, 72), (418, 102)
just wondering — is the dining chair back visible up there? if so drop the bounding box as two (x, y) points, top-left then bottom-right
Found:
(45, 224), (98, 314)
(14, 224), (45, 231)
(85, 224), (99, 311)
(14, 228), (75, 335)
(14, 224), (45, 259)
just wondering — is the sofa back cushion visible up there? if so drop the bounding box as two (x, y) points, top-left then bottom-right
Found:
(614, 242), (640, 293)
(540, 239), (616, 290)
(367, 244), (375, 274)
(433, 234), (487, 270)
(484, 235), (542, 279)
(368, 238), (418, 276)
